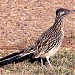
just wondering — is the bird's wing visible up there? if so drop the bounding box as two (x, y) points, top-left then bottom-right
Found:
(34, 26), (62, 57)
(34, 27), (57, 56)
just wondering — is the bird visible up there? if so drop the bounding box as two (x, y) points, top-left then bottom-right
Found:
(0, 8), (75, 67)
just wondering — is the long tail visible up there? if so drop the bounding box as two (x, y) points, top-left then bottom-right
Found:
(0, 46), (35, 67)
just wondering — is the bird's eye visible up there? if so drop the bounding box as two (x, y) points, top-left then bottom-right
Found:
(60, 11), (65, 15)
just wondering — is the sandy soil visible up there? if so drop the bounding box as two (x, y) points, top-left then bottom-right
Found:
(0, 0), (75, 51)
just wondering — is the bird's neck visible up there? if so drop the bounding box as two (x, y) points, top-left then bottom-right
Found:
(53, 15), (64, 29)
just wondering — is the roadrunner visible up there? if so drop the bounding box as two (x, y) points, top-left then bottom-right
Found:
(0, 8), (75, 67)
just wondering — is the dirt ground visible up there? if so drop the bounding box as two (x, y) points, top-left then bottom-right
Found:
(0, 0), (75, 51)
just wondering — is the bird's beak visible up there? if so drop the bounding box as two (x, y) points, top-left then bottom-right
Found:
(72, 10), (75, 12)
(70, 10), (75, 13)
(67, 10), (75, 15)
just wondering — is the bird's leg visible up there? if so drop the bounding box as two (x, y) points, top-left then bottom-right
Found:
(41, 58), (44, 66)
(46, 57), (53, 68)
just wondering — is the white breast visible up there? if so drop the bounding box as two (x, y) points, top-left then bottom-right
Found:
(40, 45), (60, 58)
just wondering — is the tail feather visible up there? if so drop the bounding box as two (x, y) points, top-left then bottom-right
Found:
(0, 50), (25, 67)
(0, 50), (24, 61)
(0, 46), (35, 67)
(0, 54), (23, 67)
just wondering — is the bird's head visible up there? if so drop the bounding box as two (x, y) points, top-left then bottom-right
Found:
(56, 8), (75, 17)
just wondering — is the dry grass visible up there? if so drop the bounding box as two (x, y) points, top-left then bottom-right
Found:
(0, 47), (75, 75)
